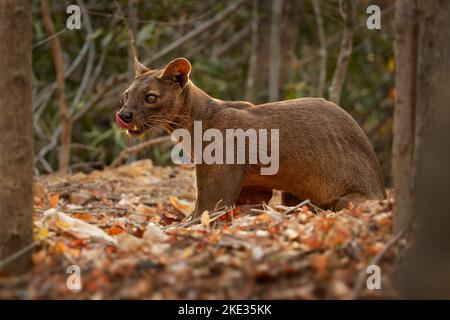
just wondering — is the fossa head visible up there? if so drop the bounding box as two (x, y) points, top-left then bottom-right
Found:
(116, 57), (191, 136)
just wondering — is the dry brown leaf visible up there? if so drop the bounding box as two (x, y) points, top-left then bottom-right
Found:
(201, 210), (210, 229)
(170, 196), (194, 217)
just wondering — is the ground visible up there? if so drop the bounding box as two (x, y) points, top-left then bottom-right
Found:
(0, 160), (402, 299)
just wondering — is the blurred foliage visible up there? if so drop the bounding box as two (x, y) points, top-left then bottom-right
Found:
(31, 0), (394, 184)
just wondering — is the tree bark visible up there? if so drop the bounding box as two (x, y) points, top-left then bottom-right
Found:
(0, 0), (34, 274)
(41, 0), (72, 172)
(395, 0), (450, 299)
(392, 0), (419, 233)
(329, 0), (355, 104)
(268, 0), (283, 102)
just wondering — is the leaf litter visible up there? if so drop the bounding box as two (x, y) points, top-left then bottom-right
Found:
(0, 160), (402, 299)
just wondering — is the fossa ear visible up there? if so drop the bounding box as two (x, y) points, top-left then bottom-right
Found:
(159, 58), (191, 88)
(134, 57), (149, 77)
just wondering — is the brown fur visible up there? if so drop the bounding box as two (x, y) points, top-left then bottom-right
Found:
(119, 58), (386, 218)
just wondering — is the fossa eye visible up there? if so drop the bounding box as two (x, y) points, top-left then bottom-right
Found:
(145, 94), (157, 104)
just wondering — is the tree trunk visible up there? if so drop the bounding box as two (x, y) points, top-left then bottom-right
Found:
(392, 0), (419, 233)
(395, 0), (450, 299)
(0, 0), (34, 274)
(268, 0), (283, 102)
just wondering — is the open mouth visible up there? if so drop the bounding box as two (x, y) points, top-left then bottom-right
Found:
(126, 127), (144, 136)
(115, 112), (144, 136)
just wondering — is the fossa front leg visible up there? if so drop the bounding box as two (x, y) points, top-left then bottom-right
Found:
(192, 164), (244, 219)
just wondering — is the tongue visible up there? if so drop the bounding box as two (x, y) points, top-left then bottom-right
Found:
(115, 112), (132, 129)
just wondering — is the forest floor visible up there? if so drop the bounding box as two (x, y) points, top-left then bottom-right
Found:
(0, 160), (403, 299)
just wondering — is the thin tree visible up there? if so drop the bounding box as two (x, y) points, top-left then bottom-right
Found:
(245, 0), (259, 102)
(312, 0), (327, 97)
(0, 0), (34, 274)
(41, 0), (72, 172)
(268, 0), (283, 102)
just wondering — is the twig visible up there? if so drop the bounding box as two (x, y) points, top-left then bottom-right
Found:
(165, 207), (230, 229)
(71, 74), (121, 123)
(282, 199), (325, 215)
(85, 5), (218, 27)
(351, 230), (406, 300)
(184, 19), (231, 58)
(329, 0), (355, 104)
(0, 241), (40, 270)
(312, 0), (327, 97)
(143, 0), (247, 66)
(64, 206), (128, 214)
(72, 0), (95, 108)
(212, 23), (252, 58)
(109, 135), (171, 168)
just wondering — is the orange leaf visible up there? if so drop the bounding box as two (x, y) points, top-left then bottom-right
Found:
(54, 241), (68, 254)
(379, 217), (392, 226)
(304, 236), (322, 250)
(331, 229), (347, 246)
(70, 239), (87, 248)
(170, 197), (194, 216)
(105, 246), (116, 254)
(316, 217), (334, 233)
(49, 193), (59, 208)
(107, 225), (124, 236)
(312, 254), (329, 278)
(73, 212), (92, 222)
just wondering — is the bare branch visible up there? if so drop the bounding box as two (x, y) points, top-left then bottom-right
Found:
(329, 0), (355, 104)
(312, 0), (327, 97)
(109, 135), (171, 168)
(245, 0), (259, 101)
(41, 0), (72, 172)
(144, 0), (247, 66)
(212, 23), (252, 58)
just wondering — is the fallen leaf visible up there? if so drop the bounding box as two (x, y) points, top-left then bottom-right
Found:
(143, 222), (168, 242)
(201, 211), (210, 229)
(43, 208), (117, 245)
(69, 239), (87, 248)
(54, 241), (68, 254)
(31, 250), (47, 265)
(117, 234), (145, 251)
(72, 212), (92, 222)
(49, 193), (59, 208)
(107, 225), (125, 236)
(170, 197), (194, 217)
(35, 228), (50, 241)
(313, 254), (329, 279)
(304, 236), (322, 250)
